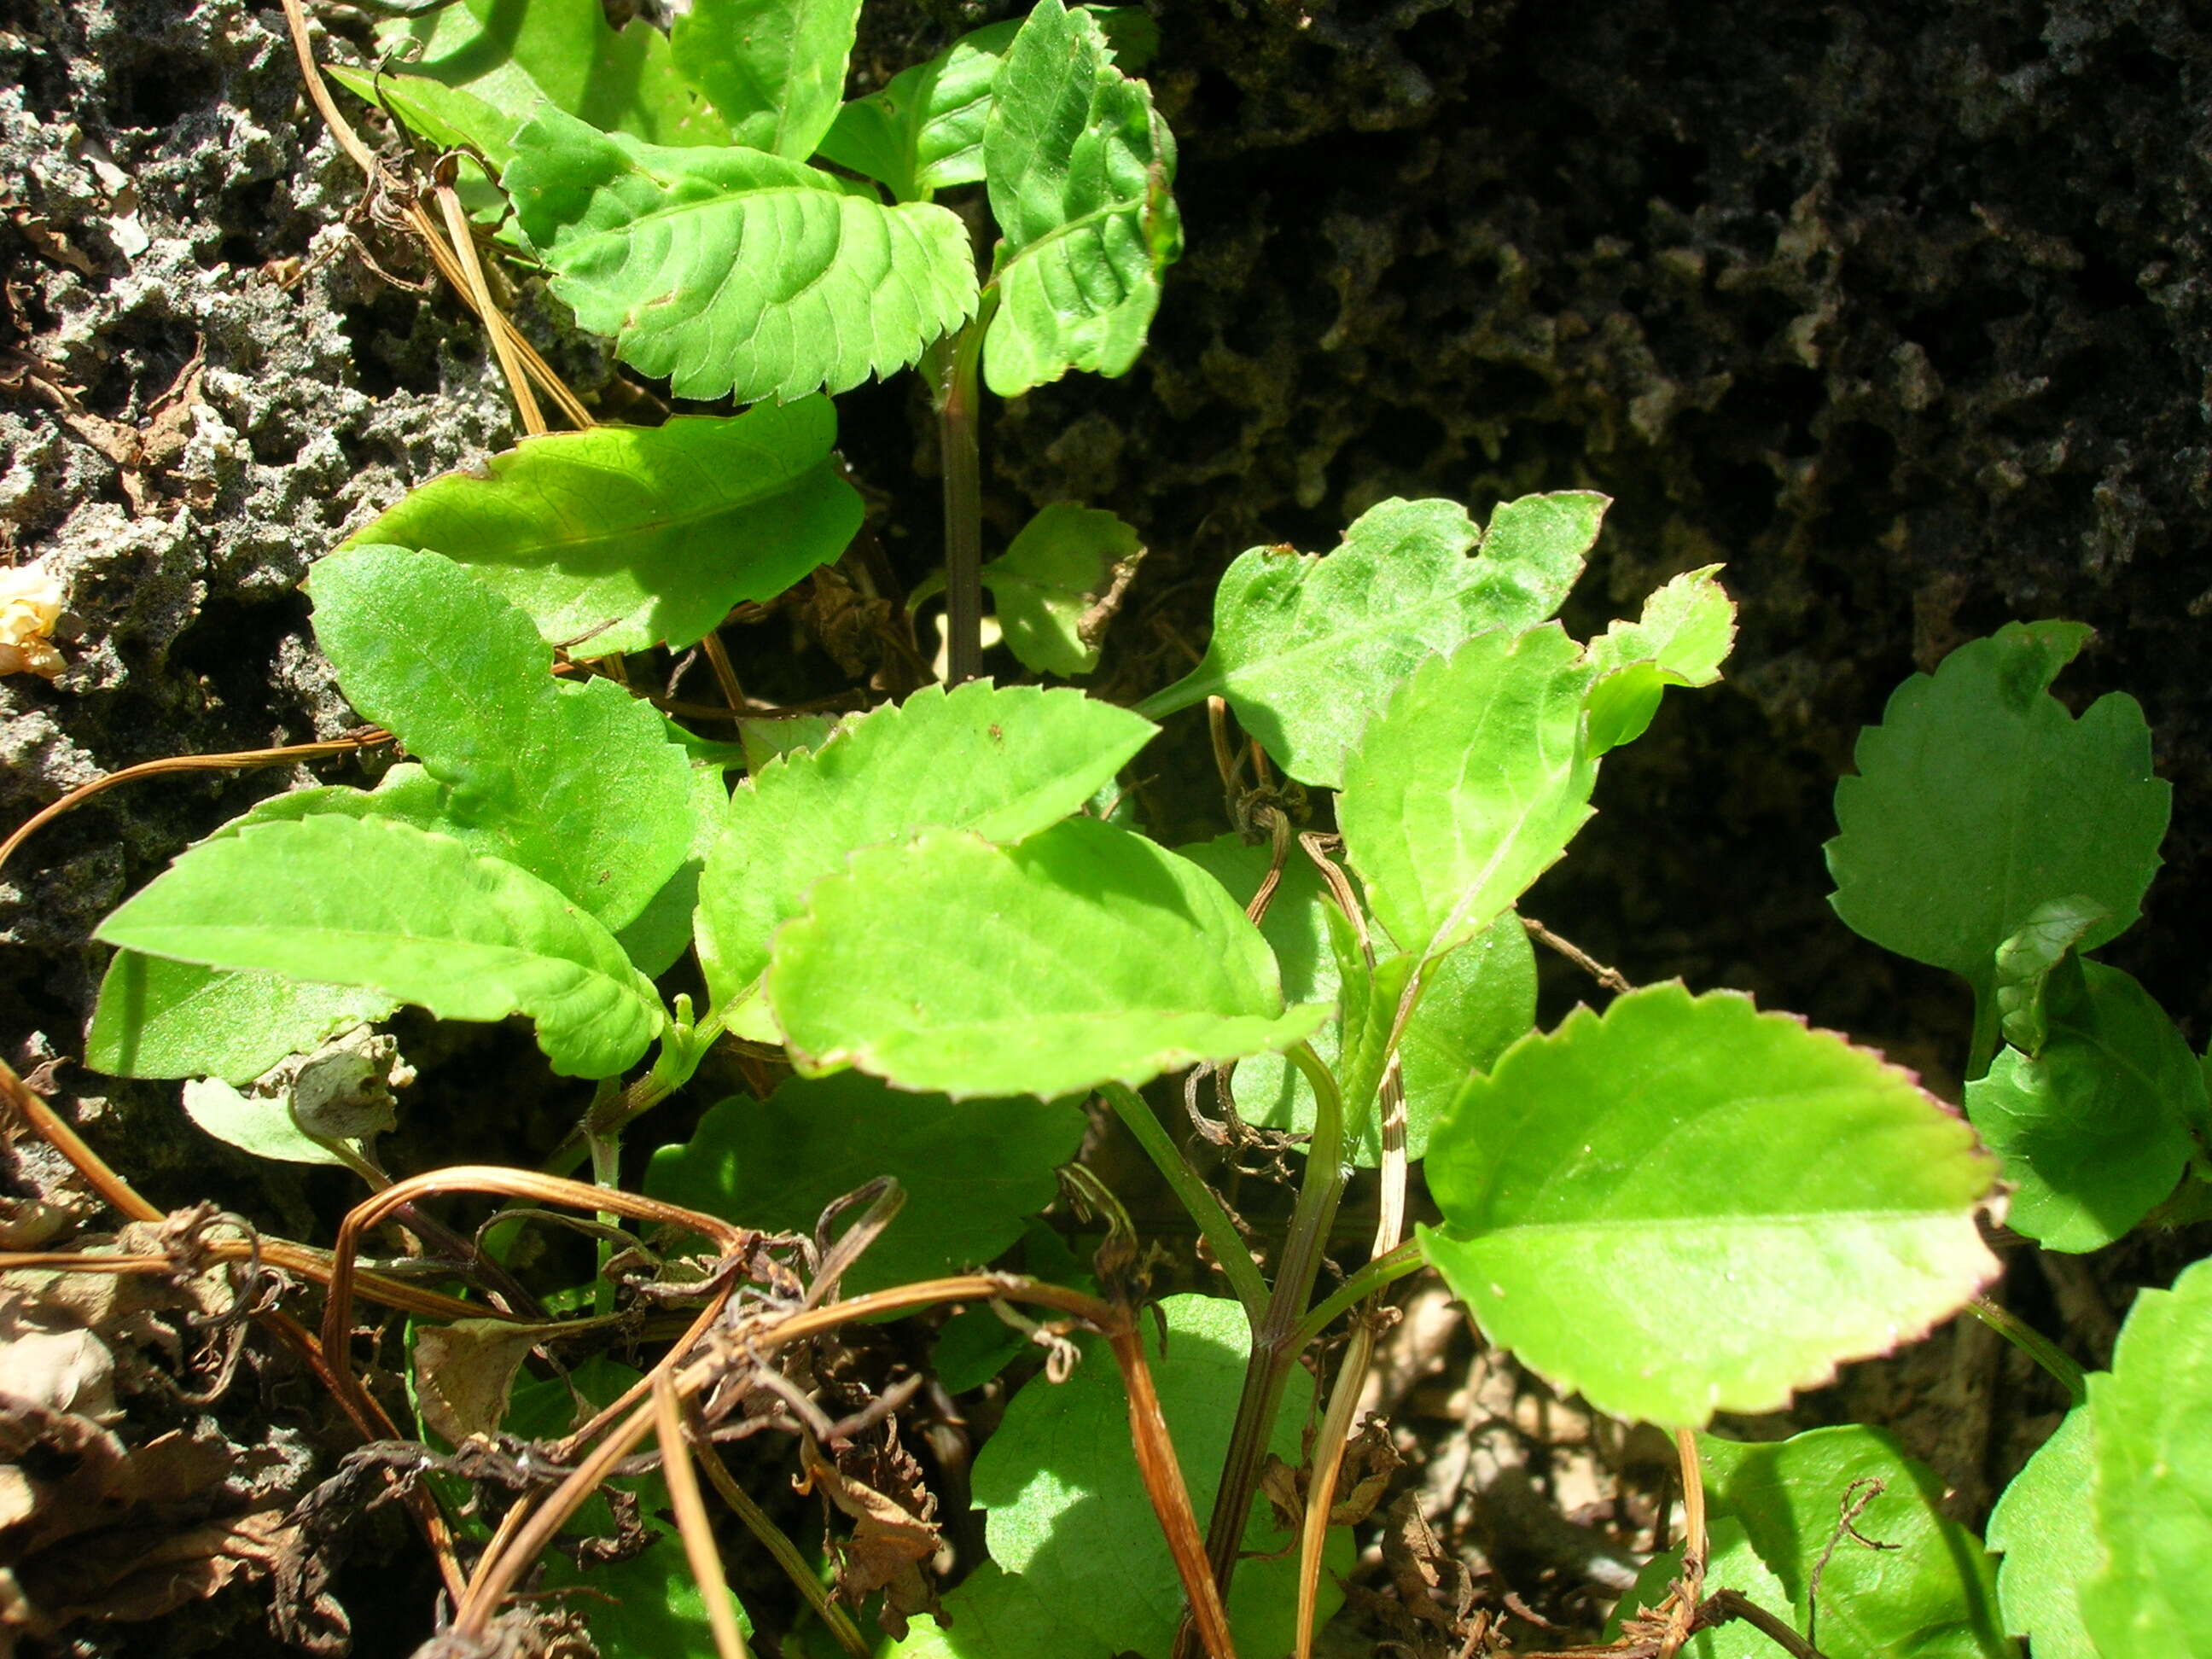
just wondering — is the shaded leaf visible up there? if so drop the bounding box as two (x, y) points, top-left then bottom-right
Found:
(972, 1293), (1349, 1659)
(343, 407), (861, 655)
(1338, 624), (1598, 957)
(505, 108), (978, 404)
(1965, 961), (2203, 1252)
(768, 818), (1330, 1099)
(2081, 1257), (2212, 1656)
(1419, 983), (1998, 1426)
(1610, 1519), (1790, 1657)
(980, 0), (1181, 397)
(94, 816), (664, 1080)
(696, 679), (1155, 1028)
(886, 1562), (1106, 1659)
(671, 0), (862, 159)
(541, 1534), (753, 1657)
(308, 544), (696, 933)
(180, 1077), (347, 1167)
(1989, 1406), (2103, 1659)
(1993, 896), (2110, 1057)
(86, 952), (394, 1085)
(983, 502), (1144, 676)
(645, 1074), (1084, 1295)
(380, 0), (729, 146)
(1135, 492), (1606, 788)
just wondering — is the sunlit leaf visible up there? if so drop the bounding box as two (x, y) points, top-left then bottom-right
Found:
(1965, 961), (2203, 1252)
(972, 1294), (1349, 1659)
(982, 503), (1144, 676)
(696, 679), (1155, 1029)
(1338, 624), (1597, 956)
(645, 1074), (1084, 1295)
(1135, 492), (1607, 787)
(671, 0), (863, 159)
(887, 1562), (1107, 1659)
(505, 108), (978, 403)
(343, 406), (860, 655)
(2081, 1257), (2212, 1656)
(324, 65), (523, 172)
(768, 818), (1330, 1099)
(1582, 564), (1736, 754)
(181, 1077), (348, 1167)
(1610, 1519), (1789, 1657)
(307, 544), (696, 933)
(1419, 983), (1997, 1426)
(86, 952), (395, 1084)
(95, 815), (664, 1080)
(1989, 1406), (2103, 1659)
(980, 0), (1181, 398)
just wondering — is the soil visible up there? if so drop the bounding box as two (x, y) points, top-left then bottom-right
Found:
(3, 0), (2209, 1654)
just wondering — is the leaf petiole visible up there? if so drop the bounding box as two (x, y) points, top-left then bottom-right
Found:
(1098, 1081), (1267, 1321)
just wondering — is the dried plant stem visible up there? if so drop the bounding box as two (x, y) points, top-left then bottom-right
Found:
(655, 1368), (753, 1659)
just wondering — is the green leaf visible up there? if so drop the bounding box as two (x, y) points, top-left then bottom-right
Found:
(767, 818), (1330, 1100)
(181, 1077), (348, 1167)
(307, 544), (696, 933)
(934, 1223), (1096, 1394)
(94, 816), (665, 1080)
(971, 1293), (1349, 1659)
(541, 1533), (751, 1658)
(505, 108), (978, 404)
(888, 1563), (1108, 1659)
(1989, 1406), (2104, 1659)
(342, 407), (861, 655)
(1582, 564), (1737, 754)
(2082, 1258), (2212, 1656)
(1826, 621), (2170, 1036)
(324, 65), (524, 173)
(670, 0), (863, 160)
(1418, 983), (1997, 1426)
(736, 713), (835, 771)
(980, 0), (1181, 398)
(1610, 1519), (1790, 1657)
(86, 952), (396, 1084)
(380, 0), (730, 147)
(696, 679), (1155, 1027)
(1338, 624), (1598, 956)
(818, 9), (1158, 202)
(1965, 961), (2203, 1252)
(644, 1074), (1084, 1295)
(1179, 834), (1534, 1164)
(981, 503), (1144, 676)
(1993, 896), (2111, 1056)
(1679, 1427), (2010, 1658)
(1135, 492), (1607, 788)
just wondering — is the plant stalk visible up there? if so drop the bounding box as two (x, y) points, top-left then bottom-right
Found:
(932, 305), (992, 684)
(1968, 1294), (2089, 1406)
(1100, 1082), (1268, 1322)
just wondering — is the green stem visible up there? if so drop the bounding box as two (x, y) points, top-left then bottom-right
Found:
(1967, 979), (2003, 1082)
(1968, 1295), (2088, 1406)
(586, 1078), (622, 1320)
(1192, 1044), (1350, 1624)
(1287, 1237), (1426, 1352)
(932, 299), (994, 685)
(1100, 1083), (1268, 1323)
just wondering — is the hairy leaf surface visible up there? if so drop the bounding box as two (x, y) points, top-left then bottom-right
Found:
(1965, 960), (2203, 1252)
(696, 679), (1154, 1027)
(768, 818), (1330, 1099)
(1338, 624), (1598, 956)
(2082, 1257), (2212, 1656)
(506, 109), (977, 403)
(980, 0), (1181, 397)
(670, 0), (862, 159)
(1136, 493), (1606, 787)
(308, 544), (695, 932)
(95, 816), (663, 1080)
(645, 1074), (1084, 1295)
(1419, 984), (1997, 1426)
(1989, 1406), (2102, 1659)
(344, 408), (859, 654)
(972, 1294), (1348, 1658)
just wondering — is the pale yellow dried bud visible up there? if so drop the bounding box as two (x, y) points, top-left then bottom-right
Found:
(0, 561), (65, 679)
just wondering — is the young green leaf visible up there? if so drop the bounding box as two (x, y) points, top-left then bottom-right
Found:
(981, 502), (1144, 677)
(341, 407), (861, 655)
(1826, 621), (2170, 1057)
(307, 544), (696, 933)
(1179, 834), (1535, 1164)
(1627, 1428), (2010, 1658)
(644, 1074), (1084, 1295)
(971, 1294), (1349, 1659)
(1582, 564), (1737, 754)
(2081, 1257), (2212, 1656)
(181, 1077), (349, 1167)
(767, 818), (1330, 1100)
(980, 0), (1182, 398)
(818, 8), (1159, 202)
(1989, 1406), (2103, 1659)
(1135, 492), (1607, 788)
(670, 0), (863, 160)
(1418, 983), (1998, 1427)
(504, 108), (978, 404)
(696, 679), (1155, 1026)
(379, 0), (729, 148)
(94, 816), (665, 1080)
(1993, 895), (2111, 1056)
(1965, 960), (2203, 1252)
(323, 65), (524, 174)
(1338, 624), (1598, 957)
(86, 952), (396, 1084)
